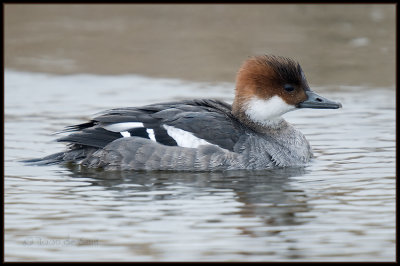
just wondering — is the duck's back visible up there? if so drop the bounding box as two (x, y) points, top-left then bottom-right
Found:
(29, 99), (253, 170)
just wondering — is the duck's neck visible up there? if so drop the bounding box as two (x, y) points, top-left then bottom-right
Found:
(232, 96), (293, 132)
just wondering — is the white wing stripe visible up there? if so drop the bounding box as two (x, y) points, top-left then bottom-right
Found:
(163, 125), (213, 148)
(120, 131), (131, 138)
(146, 129), (156, 141)
(104, 122), (144, 132)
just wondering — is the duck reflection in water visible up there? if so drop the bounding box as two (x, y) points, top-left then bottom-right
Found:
(66, 164), (311, 259)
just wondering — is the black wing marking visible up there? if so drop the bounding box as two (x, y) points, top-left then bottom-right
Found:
(152, 127), (178, 146)
(57, 99), (245, 151)
(58, 127), (121, 148)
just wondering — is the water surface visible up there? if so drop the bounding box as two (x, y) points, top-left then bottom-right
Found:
(4, 70), (395, 261)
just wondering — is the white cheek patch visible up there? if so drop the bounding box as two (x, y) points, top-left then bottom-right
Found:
(245, 96), (295, 126)
(103, 122), (144, 132)
(163, 125), (213, 148)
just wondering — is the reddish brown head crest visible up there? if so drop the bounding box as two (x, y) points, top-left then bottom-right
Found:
(232, 55), (309, 116)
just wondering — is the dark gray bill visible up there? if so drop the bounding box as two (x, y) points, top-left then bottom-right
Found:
(297, 90), (342, 109)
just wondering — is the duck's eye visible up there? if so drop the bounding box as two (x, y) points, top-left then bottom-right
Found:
(284, 84), (295, 92)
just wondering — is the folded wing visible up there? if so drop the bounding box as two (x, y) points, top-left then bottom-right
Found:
(57, 99), (246, 152)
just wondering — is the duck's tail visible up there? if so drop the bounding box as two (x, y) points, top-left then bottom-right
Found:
(21, 152), (66, 165)
(21, 147), (97, 166)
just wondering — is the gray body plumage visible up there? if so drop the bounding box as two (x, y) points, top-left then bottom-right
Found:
(29, 99), (312, 171)
(84, 125), (311, 171)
